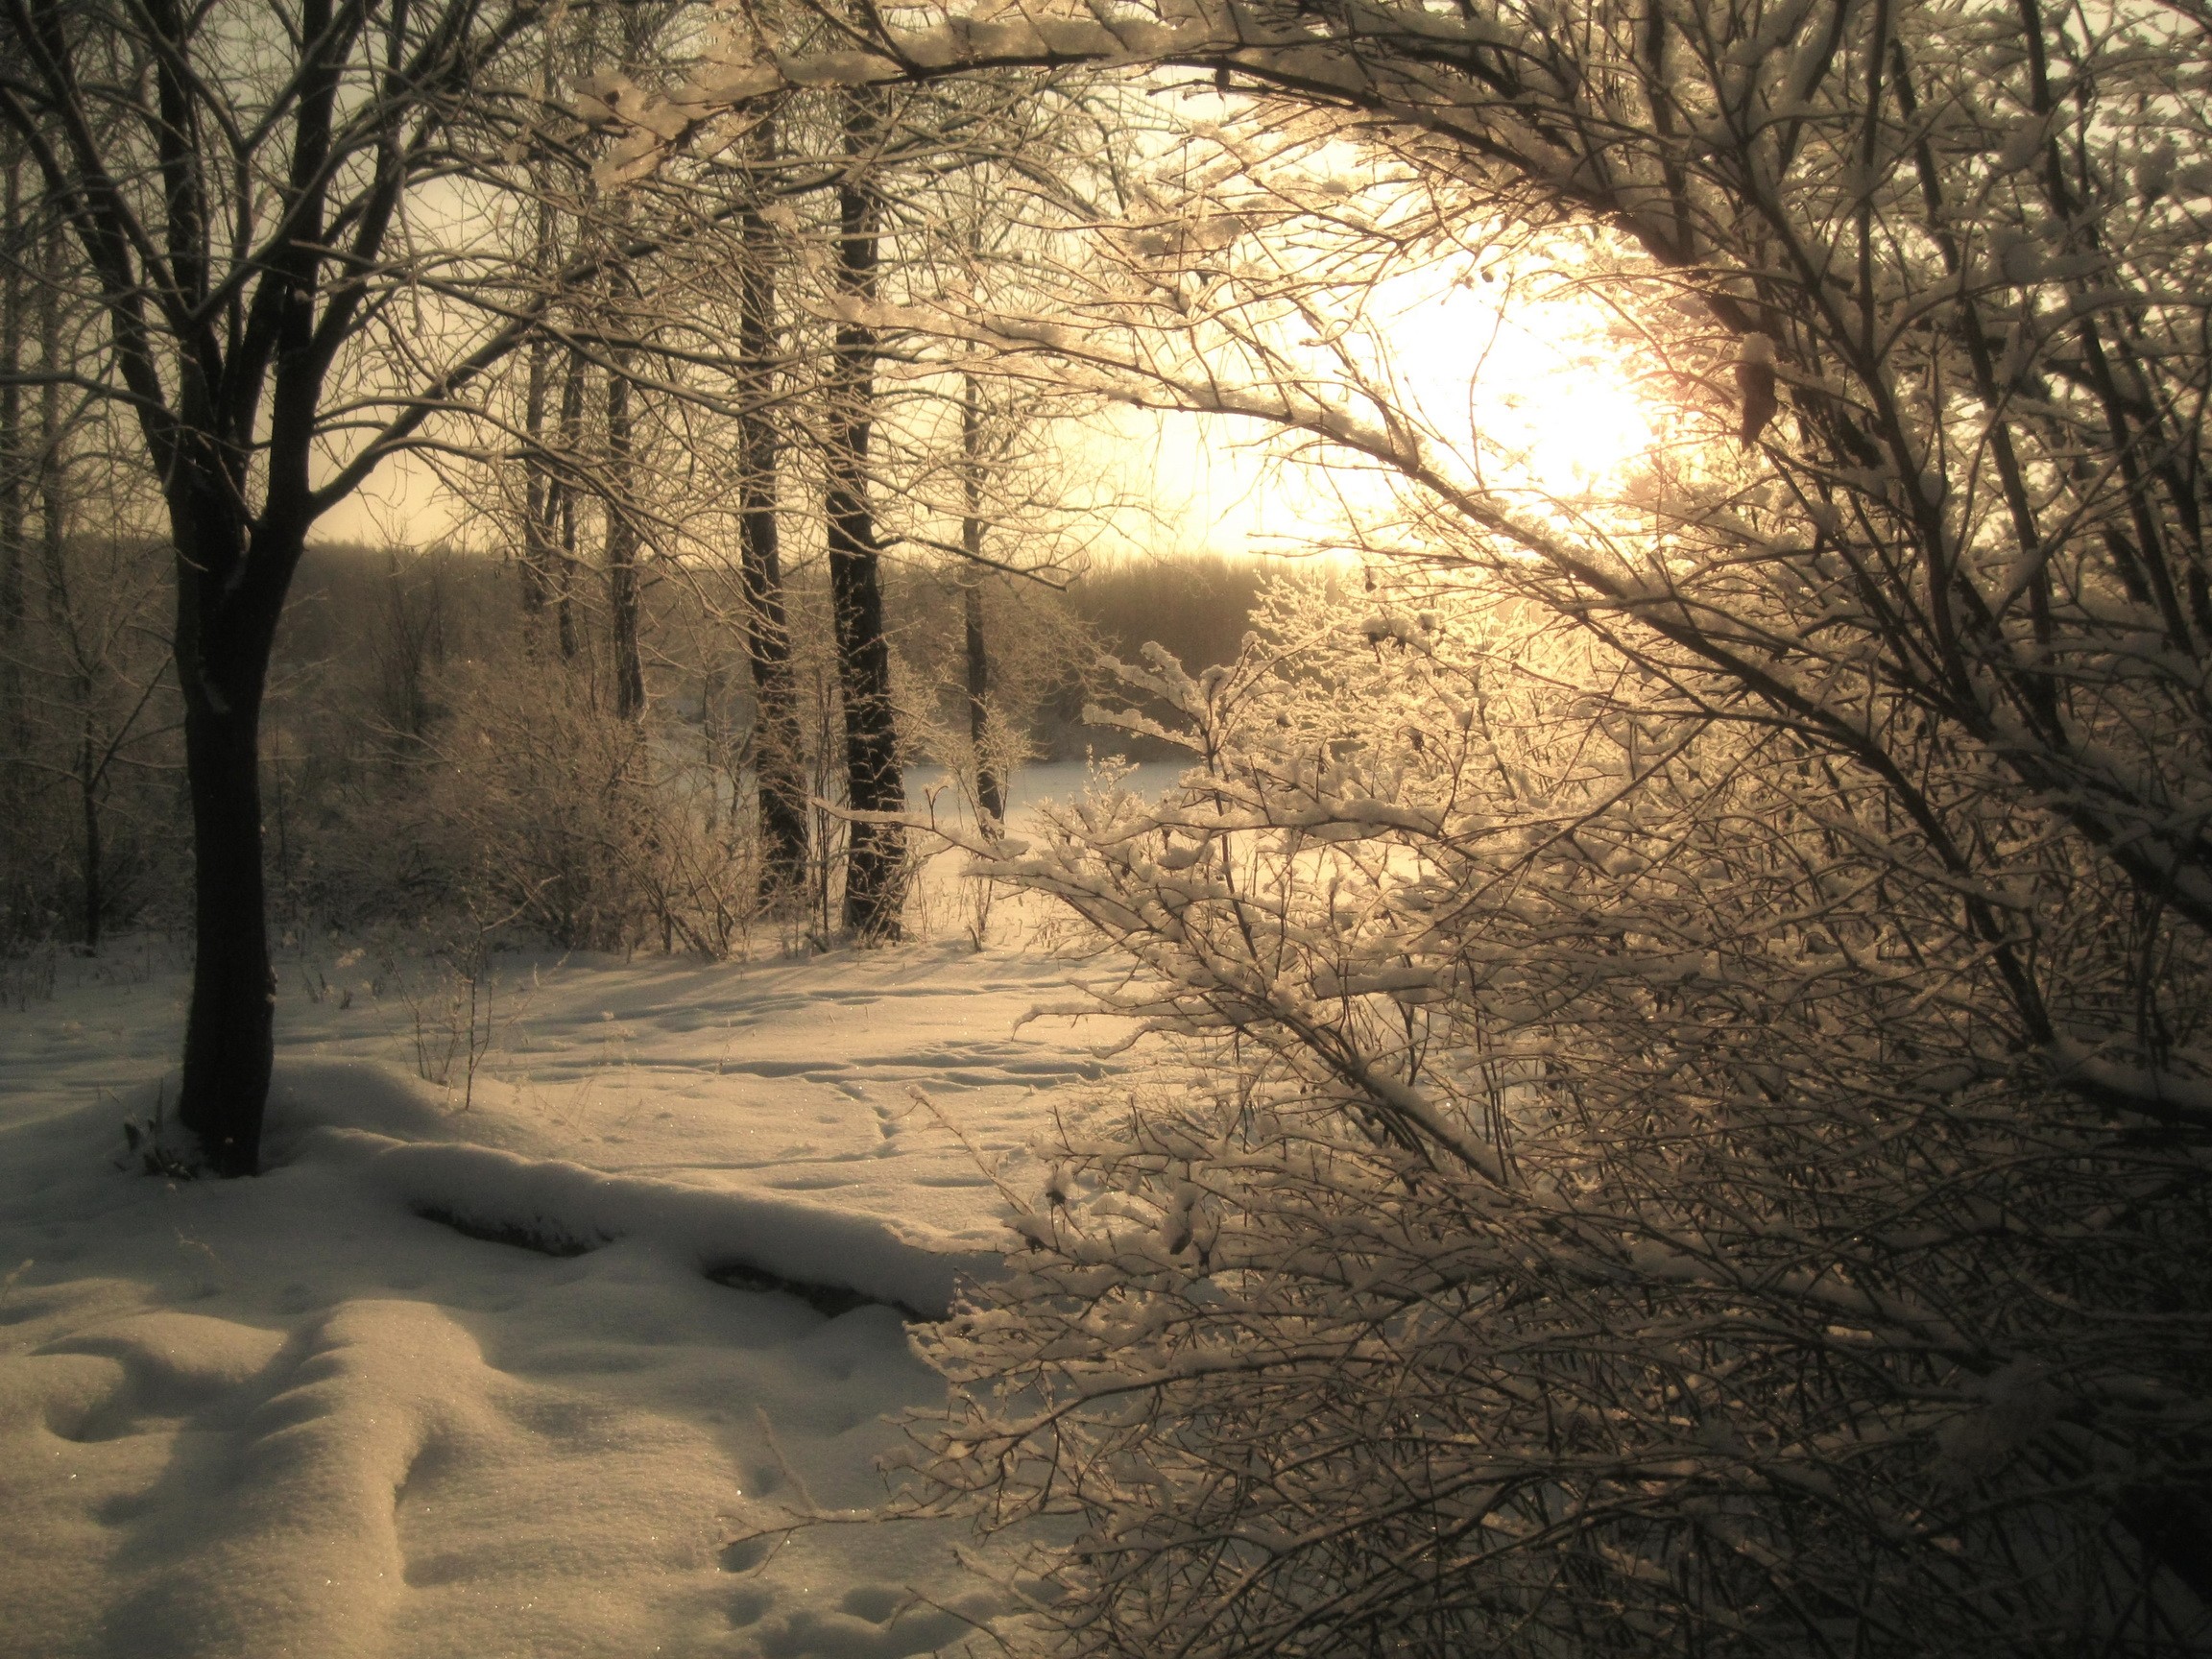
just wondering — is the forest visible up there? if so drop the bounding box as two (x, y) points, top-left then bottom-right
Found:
(1, 534), (1267, 954)
(1, 0), (2208, 1654)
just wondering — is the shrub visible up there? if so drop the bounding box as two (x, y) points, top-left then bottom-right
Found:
(912, 570), (2212, 1657)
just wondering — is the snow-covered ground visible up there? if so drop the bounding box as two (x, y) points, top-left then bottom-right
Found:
(0, 765), (1173, 1659)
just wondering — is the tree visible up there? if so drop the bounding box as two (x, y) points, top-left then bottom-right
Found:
(625, 0), (2212, 1646)
(960, 369), (1003, 827)
(732, 117), (812, 898)
(0, 0), (589, 1172)
(0, 136), (26, 753)
(696, 0), (2212, 1181)
(823, 86), (908, 938)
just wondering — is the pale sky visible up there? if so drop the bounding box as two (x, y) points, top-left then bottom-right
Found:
(314, 266), (1659, 565)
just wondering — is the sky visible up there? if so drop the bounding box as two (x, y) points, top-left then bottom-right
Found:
(316, 253), (1662, 568)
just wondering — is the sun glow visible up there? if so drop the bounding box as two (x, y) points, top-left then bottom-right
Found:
(1094, 272), (1669, 565)
(1392, 277), (1663, 505)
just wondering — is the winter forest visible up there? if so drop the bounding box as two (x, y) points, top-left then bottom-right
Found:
(1, 0), (2208, 1653)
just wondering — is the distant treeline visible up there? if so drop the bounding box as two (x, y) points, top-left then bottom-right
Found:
(1033, 552), (1282, 760)
(1066, 552), (1277, 678)
(2, 534), (1278, 950)
(276, 543), (1285, 775)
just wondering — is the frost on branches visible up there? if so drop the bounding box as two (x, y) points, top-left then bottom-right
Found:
(604, 0), (2212, 1648)
(908, 572), (2211, 1657)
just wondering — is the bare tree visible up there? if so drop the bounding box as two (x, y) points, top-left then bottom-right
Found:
(960, 370), (1003, 826)
(0, 137), (25, 751)
(822, 86), (907, 938)
(0, 0), (582, 1171)
(731, 119), (812, 897)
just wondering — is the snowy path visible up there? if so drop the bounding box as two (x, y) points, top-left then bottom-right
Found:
(0, 926), (1129, 1659)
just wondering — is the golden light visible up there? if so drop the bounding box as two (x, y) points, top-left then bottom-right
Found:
(1083, 252), (1671, 564)
(1395, 279), (1661, 504)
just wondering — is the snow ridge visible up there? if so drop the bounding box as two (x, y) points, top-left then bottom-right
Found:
(317, 1128), (1001, 1319)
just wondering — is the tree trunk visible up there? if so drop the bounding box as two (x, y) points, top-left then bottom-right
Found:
(42, 223), (84, 946)
(520, 333), (557, 620)
(961, 373), (1003, 829)
(518, 195), (560, 626)
(964, 580), (1002, 829)
(553, 345), (584, 662)
(179, 682), (272, 1175)
(37, 212), (64, 620)
(78, 725), (100, 951)
(736, 125), (809, 899)
(828, 94), (904, 940)
(604, 354), (645, 722)
(0, 148), (23, 749)
(172, 486), (288, 1176)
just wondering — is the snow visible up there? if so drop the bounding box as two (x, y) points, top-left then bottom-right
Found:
(0, 765), (1173, 1658)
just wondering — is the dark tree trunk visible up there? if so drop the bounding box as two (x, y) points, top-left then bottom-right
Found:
(736, 140), (809, 897)
(964, 580), (1002, 828)
(180, 684), (272, 1175)
(828, 95), (904, 940)
(553, 344), (584, 662)
(172, 479), (294, 1177)
(42, 228), (85, 946)
(78, 727), (100, 950)
(604, 355), (645, 722)
(520, 333), (557, 620)
(518, 195), (560, 626)
(601, 6), (653, 724)
(960, 373), (1003, 829)
(0, 148), (23, 748)
(37, 213), (63, 620)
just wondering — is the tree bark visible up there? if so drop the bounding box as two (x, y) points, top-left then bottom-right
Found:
(735, 129), (809, 897)
(78, 724), (100, 950)
(0, 147), (23, 750)
(36, 213), (64, 623)
(604, 349), (645, 722)
(40, 219), (86, 946)
(552, 347), (585, 661)
(961, 372), (1003, 829)
(173, 481), (292, 1177)
(518, 156), (561, 628)
(963, 580), (1001, 828)
(520, 327), (557, 620)
(828, 93), (904, 939)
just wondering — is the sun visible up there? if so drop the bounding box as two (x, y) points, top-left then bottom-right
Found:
(1081, 254), (1669, 563)
(1396, 279), (1661, 502)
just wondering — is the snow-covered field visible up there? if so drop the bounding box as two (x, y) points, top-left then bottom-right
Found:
(0, 767), (1170, 1659)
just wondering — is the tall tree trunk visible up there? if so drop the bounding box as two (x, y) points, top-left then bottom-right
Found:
(518, 41), (562, 630)
(37, 213), (64, 621)
(828, 93), (905, 940)
(604, 349), (645, 721)
(40, 221), (87, 946)
(961, 372), (1003, 829)
(552, 347), (585, 661)
(520, 326), (557, 620)
(601, 1), (649, 724)
(78, 725), (100, 950)
(173, 479), (292, 1178)
(737, 122), (809, 898)
(0, 148), (23, 750)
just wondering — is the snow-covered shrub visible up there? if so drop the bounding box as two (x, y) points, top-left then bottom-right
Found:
(419, 655), (764, 957)
(913, 570), (2212, 1656)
